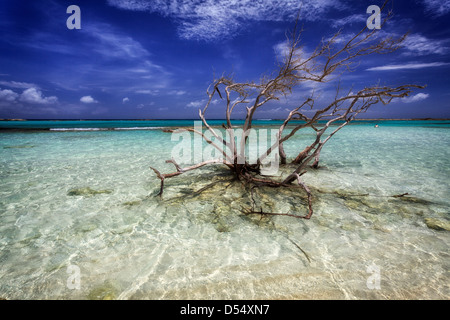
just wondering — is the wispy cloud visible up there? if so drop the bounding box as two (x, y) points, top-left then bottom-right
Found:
(331, 31), (450, 57)
(17, 21), (173, 97)
(169, 90), (187, 96)
(401, 93), (429, 103)
(420, 0), (450, 16)
(107, 0), (344, 41)
(186, 99), (206, 108)
(366, 62), (450, 71)
(0, 81), (38, 89)
(331, 14), (366, 28)
(273, 41), (314, 68)
(15, 31), (77, 56)
(18, 21), (150, 62)
(273, 41), (292, 59)
(401, 34), (449, 56)
(185, 98), (220, 108)
(136, 102), (155, 109)
(85, 23), (150, 60)
(135, 89), (159, 95)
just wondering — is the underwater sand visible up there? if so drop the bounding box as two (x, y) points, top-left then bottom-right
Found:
(0, 120), (448, 299)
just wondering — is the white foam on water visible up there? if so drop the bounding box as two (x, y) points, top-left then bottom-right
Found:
(50, 128), (105, 131)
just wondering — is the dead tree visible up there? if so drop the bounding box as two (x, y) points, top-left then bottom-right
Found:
(150, 2), (424, 219)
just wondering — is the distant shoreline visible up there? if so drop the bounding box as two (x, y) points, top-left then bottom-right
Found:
(1, 118), (449, 133)
(1, 118), (449, 121)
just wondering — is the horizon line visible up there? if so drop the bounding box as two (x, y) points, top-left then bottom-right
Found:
(1, 118), (450, 121)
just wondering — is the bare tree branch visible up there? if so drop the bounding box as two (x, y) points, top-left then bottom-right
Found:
(150, 1), (424, 220)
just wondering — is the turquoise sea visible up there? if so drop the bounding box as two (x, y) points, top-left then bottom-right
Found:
(0, 119), (449, 299)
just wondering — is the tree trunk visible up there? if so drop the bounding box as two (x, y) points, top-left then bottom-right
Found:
(292, 145), (313, 164)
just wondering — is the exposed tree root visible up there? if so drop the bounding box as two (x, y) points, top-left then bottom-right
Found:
(286, 237), (312, 264)
(149, 1), (424, 221)
(150, 158), (227, 197)
(392, 192), (410, 198)
(242, 173), (313, 219)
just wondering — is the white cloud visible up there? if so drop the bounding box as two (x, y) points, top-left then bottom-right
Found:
(186, 98), (220, 109)
(135, 89), (162, 95)
(273, 42), (324, 85)
(273, 41), (291, 59)
(80, 95), (98, 104)
(273, 41), (313, 65)
(0, 88), (19, 102)
(21, 22), (151, 62)
(324, 31), (449, 57)
(366, 62), (450, 71)
(401, 93), (429, 103)
(331, 14), (366, 28)
(137, 102), (155, 109)
(107, 0), (343, 41)
(20, 88), (58, 104)
(401, 34), (449, 56)
(127, 68), (149, 73)
(169, 90), (187, 96)
(0, 84), (59, 108)
(186, 100), (205, 108)
(123, 97), (130, 103)
(0, 81), (37, 89)
(85, 23), (150, 60)
(421, 0), (450, 16)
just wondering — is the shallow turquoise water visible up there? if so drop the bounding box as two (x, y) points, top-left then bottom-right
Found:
(0, 120), (449, 299)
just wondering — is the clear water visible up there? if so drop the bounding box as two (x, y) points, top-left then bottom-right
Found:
(0, 120), (449, 299)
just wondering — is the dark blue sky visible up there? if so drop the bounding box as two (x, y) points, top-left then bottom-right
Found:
(0, 0), (449, 119)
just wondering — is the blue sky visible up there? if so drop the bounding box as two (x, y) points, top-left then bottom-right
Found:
(0, 0), (449, 119)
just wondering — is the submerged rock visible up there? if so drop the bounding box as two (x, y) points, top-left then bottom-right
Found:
(87, 280), (120, 300)
(67, 187), (113, 196)
(122, 200), (141, 206)
(424, 218), (450, 231)
(395, 196), (433, 205)
(3, 145), (34, 149)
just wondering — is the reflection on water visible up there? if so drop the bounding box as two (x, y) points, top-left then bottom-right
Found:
(0, 123), (449, 299)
